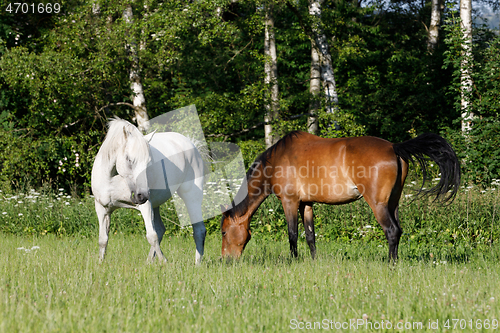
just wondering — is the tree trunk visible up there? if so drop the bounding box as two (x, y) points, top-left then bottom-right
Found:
(308, 42), (321, 134)
(92, 0), (100, 15)
(123, 5), (150, 133)
(264, 4), (280, 148)
(460, 0), (473, 133)
(427, 0), (442, 53)
(309, 0), (339, 131)
(309, 0), (338, 114)
(286, 0), (339, 133)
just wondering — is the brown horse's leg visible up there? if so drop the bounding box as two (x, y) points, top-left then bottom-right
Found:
(379, 206), (401, 262)
(282, 199), (300, 258)
(362, 156), (406, 262)
(391, 206), (403, 259)
(299, 202), (316, 259)
(364, 200), (402, 262)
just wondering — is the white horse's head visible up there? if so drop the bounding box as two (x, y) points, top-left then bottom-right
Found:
(105, 118), (152, 205)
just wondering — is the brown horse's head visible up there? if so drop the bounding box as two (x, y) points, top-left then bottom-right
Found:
(220, 210), (251, 258)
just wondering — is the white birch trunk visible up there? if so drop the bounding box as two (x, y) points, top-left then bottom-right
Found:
(309, 0), (338, 115)
(427, 0), (442, 53)
(92, 0), (100, 15)
(123, 5), (150, 133)
(264, 4), (279, 148)
(308, 43), (321, 134)
(460, 0), (473, 133)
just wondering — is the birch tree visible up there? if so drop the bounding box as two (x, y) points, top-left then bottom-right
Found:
(289, 0), (339, 134)
(309, 0), (338, 117)
(308, 42), (321, 134)
(123, 4), (150, 132)
(427, 0), (443, 53)
(460, 0), (473, 133)
(264, 2), (280, 148)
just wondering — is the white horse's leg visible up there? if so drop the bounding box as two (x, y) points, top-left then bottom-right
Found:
(147, 206), (166, 260)
(180, 192), (206, 265)
(95, 200), (111, 261)
(139, 202), (167, 262)
(192, 222), (206, 265)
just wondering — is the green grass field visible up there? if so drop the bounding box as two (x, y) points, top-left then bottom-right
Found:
(0, 185), (499, 332)
(1, 234), (500, 332)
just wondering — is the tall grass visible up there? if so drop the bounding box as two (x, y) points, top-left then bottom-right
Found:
(0, 182), (499, 262)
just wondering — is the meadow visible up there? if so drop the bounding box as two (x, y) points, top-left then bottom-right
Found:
(0, 182), (499, 332)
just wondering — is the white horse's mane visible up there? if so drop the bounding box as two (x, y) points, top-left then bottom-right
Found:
(99, 117), (150, 166)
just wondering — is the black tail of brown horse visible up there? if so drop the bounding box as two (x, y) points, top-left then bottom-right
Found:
(393, 133), (461, 203)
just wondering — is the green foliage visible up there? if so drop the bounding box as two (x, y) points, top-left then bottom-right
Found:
(318, 110), (366, 138)
(238, 139), (267, 168)
(442, 14), (500, 187)
(469, 34), (500, 119)
(444, 118), (500, 186)
(324, 0), (457, 143)
(0, 0), (498, 190)
(0, 129), (99, 193)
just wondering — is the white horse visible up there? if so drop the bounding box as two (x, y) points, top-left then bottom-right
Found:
(91, 118), (207, 264)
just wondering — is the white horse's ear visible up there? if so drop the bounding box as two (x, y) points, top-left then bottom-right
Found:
(144, 130), (157, 143)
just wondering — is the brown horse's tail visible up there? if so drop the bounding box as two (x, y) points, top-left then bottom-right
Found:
(393, 133), (461, 204)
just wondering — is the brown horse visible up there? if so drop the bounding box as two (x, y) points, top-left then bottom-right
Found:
(220, 131), (460, 261)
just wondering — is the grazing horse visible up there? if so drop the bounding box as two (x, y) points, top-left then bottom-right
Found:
(91, 118), (207, 264)
(220, 131), (460, 261)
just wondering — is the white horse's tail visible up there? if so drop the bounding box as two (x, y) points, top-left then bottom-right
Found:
(188, 137), (213, 175)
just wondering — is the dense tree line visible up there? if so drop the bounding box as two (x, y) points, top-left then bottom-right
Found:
(0, 0), (498, 193)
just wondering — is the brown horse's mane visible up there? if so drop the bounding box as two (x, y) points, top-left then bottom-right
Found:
(226, 131), (304, 219)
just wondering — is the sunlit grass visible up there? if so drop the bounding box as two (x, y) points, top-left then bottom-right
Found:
(0, 184), (499, 331)
(0, 234), (499, 332)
